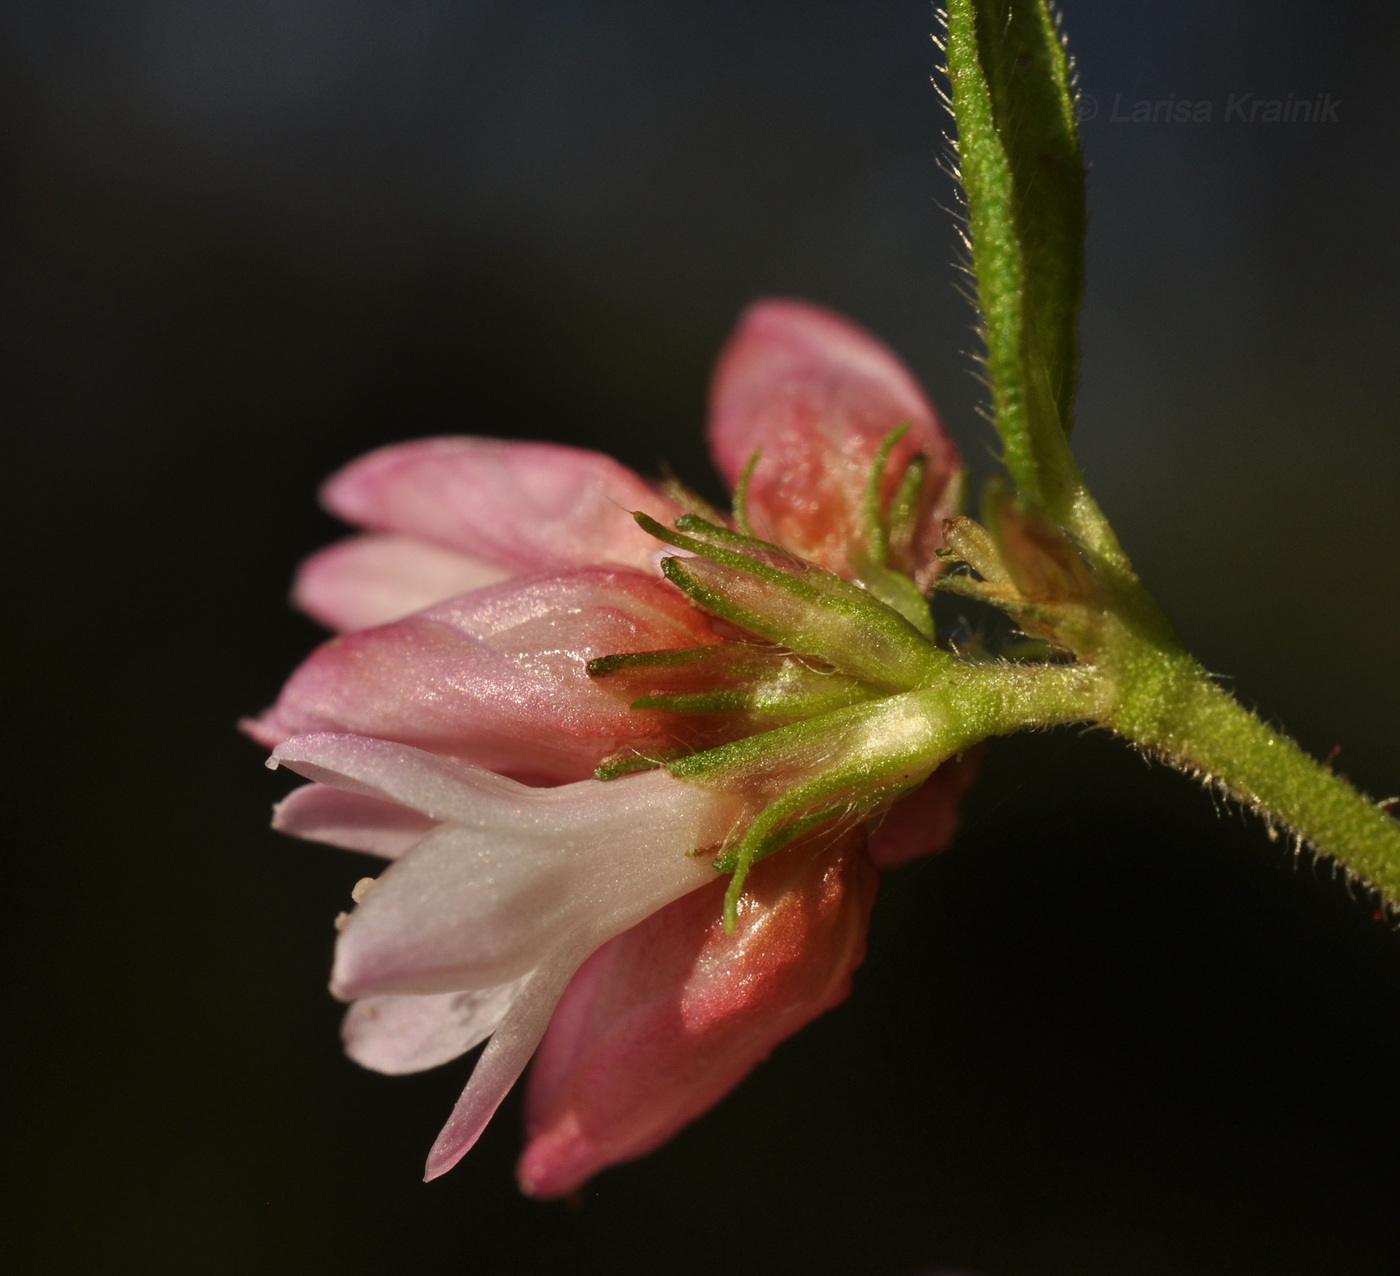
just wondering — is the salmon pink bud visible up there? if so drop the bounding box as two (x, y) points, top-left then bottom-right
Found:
(517, 830), (878, 1198)
(709, 299), (961, 586)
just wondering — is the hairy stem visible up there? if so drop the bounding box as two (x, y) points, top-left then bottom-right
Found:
(939, 0), (1400, 913)
(936, 660), (1113, 747)
(1102, 645), (1400, 906)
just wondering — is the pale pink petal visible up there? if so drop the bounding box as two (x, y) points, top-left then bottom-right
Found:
(321, 437), (681, 575)
(271, 783), (440, 858)
(708, 299), (961, 582)
(246, 567), (720, 784)
(867, 747), (985, 870)
(267, 734), (739, 999)
(424, 946), (585, 1181)
(517, 831), (879, 1198)
(342, 976), (531, 1075)
(269, 732), (528, 823)
(293, 533), (510, 632)
(326, 778), (729, 999)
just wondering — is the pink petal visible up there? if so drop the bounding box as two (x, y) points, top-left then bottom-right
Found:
(707, 299), (961, 583)
(424, 946), (586, 1181)
(246, 567), (720, 784)
(272, 783), (440, 859)
(269, 732), (529, 823)
(342, 978), (531, 1075)
(516, 830), (879, 1198)
(867, 747), (985, 870)
(293, 533), (510, 632)
(321, 437), (681, 576)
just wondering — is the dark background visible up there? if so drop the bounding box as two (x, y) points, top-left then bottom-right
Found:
(5, 2), (1399, 1273)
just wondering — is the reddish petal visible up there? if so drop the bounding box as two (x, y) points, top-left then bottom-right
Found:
(293, 533), (509, 632)
(867, 747), (985, 870)
(246, 568), (720, 784)
(321, 437), (681, 576)
(516, 831), (879, 1198)
(708, 299), (961, 582)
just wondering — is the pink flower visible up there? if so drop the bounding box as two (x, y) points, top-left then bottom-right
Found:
(253, 298), (972, 1190)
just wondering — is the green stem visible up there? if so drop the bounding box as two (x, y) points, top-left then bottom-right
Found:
(1103, 644), (1400, 906)
(938, 0), (1400, 914)
(937, 660), (1113, 747)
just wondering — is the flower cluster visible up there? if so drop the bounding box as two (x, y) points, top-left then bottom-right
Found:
(248, 300), (979, 1194)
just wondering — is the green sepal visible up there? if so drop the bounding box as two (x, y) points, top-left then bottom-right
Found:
(693, 691), (951, 928)
(732, 450), (760, 536)
(715, 775), (921, 931)
(667, 691), (943, 791)
(846, 423), (938, 639)
(660, 555), (946, 691)
(637, 511), (950, 690)
(589, 640), (809, 690)
(859, 422), (912, 566)
(592, 633), (884, 723)
(886, 453), (927, 566)
(634, 512), (800, 587)
(632, 690), (762, 714)
(935, 572), (1086, 649)
(586, 645), (731, 678)
(933, 573), (1008, 605)
(633, 679), (882, 719)
(852, 565), (936, 641)
(592, 751), (673, 780)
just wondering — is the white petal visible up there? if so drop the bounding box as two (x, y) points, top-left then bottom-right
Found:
(423, 944), (586, 1181)
(272, 783), (439, 859)
(342, 975), (531, 1074)
(329, 778), (736, 998)
(269, 733), (528, 824)
(270, 734), (741, 1000)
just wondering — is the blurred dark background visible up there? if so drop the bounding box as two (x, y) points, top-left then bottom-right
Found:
(4, 2), (1399, 1273)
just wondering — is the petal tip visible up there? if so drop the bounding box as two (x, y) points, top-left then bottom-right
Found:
(515, 1138), (585, 1200)
(423, 1127), (478, 1183)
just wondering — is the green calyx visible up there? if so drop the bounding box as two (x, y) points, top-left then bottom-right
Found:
(635, 511), (951, 692)
(589, 452), (1115, 928)
(584, 463), (968, 927)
